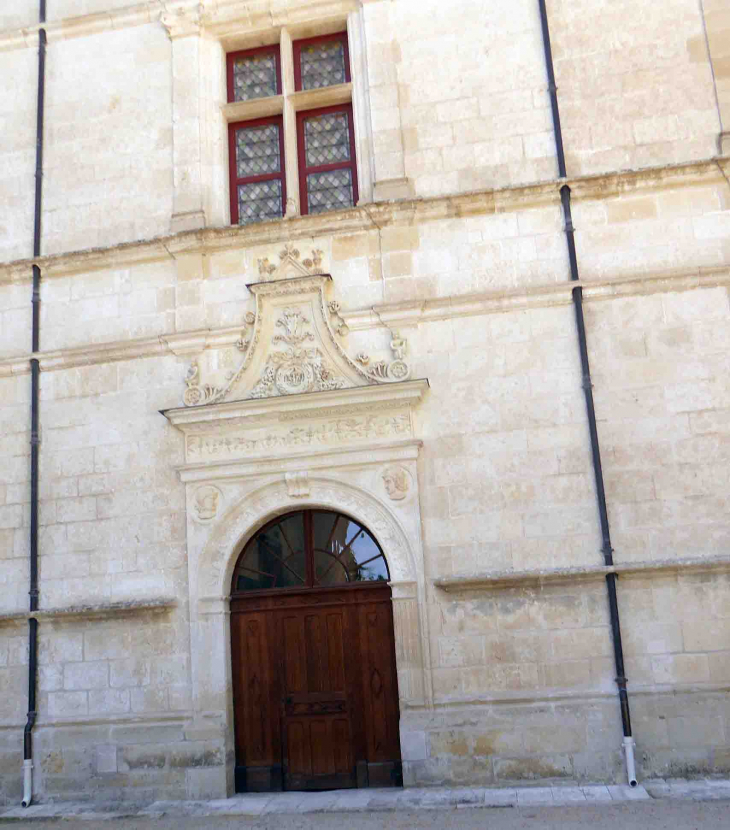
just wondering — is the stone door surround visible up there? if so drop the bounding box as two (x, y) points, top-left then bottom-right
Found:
(162, 273), (430, 797)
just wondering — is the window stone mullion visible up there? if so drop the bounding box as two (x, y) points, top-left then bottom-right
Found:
(280, 28), (301, 217)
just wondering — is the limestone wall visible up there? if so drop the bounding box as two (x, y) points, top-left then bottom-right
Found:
(41, 24), (173, 256)
(550, 0), (720, 175)
(1, 0), (730, 807)
(0, 47), (37, 264)
(0, 0), (726, 262)
(703, 0), (730, 144)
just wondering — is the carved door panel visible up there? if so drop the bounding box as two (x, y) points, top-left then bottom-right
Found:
(279, 601), (358, 790)
(230, 608), (282, 792)
(357, 590), (403, 787)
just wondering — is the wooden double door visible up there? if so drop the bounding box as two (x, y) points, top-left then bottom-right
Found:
(230, 583), (402, 792)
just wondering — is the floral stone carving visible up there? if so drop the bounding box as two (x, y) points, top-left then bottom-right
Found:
(250, 307), (346, 398)
(181, 274), (412, 406)
(257, 243), (325, 281)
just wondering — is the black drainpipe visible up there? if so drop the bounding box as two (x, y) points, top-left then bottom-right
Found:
(23, 0), (46, 807)
(537, 0), (636, 784)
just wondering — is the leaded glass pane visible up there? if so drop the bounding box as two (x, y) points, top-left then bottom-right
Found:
(237, 179), (283, 225)
(299, 39), (347, 90)
(235, 123), (281, 178)
(303, 112), (351, 167)
(232, 52), (278, 101)
(354, 555), (389, 582)
(312, 511), (340, 553)
(233, 510), (388, 592)
(306, 168), (353, 214)
(349, 531), (382, 567)
(313, 550), (349, 586)
(311, 512), (388, 586)
(235, 512), (306, 589)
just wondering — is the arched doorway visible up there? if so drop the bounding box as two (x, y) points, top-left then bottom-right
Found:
(230, 509), (402, 793)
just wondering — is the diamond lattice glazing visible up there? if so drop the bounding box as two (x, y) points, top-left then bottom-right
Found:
(299, 40), (346, 90)
(237, 179), (283, 225)
(306, 169), (353, 214)
(235, 124), (281, 178)
(303, 112), (350, 167)
(232, 52), (278, 101)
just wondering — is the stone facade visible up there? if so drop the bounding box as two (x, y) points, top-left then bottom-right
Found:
(1, 0), (730, 807)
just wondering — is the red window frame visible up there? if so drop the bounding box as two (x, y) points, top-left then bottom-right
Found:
(293, 31), (351, 92)
(228, 115), (286, 226)
(226, 44), (282, 104)
(296, 103), (358, 216)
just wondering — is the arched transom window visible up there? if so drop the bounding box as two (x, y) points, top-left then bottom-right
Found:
(232, 510), (389, 593)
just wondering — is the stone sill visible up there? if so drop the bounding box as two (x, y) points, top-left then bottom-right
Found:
(289, 83), (352, 112)
(222, 96), (284, 122)
(0, 597), (177, 626)
(433, 556), (730, 592)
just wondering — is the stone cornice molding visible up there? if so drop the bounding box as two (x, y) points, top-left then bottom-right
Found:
(405, 684), (730, 712)
(160, 1), (203, 39)
(177, 439), (421, 482)
(0, 597), (177, 627)
(1, 157), (727, 284)
(0, 0), (360, 51)
(164, 377), (428, 428)
(0, 4), (155, 51)
(433, 555), (730, 593)
(203, 0), (359, 40)
(1, 265), (730, 379)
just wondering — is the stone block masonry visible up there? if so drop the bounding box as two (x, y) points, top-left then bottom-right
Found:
(1, 0), (730, 806)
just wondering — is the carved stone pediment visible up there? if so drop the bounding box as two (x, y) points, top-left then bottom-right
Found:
(181, 274), (412, 407)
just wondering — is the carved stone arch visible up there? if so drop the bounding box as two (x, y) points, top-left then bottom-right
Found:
(197, 476), (418, 603)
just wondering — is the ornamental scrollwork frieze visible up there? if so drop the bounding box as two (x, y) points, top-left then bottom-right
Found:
(355, 330), (410, 383)
(183, 311), (257, 407)
(183, 361), (222, 407)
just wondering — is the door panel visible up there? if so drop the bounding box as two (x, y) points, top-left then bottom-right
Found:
(358, 595), (402, 786)
(230, 611), (282, 792)
(281, 604), (356, 789)
(231, 583), (401, 792)
(284, 714), (354, 789)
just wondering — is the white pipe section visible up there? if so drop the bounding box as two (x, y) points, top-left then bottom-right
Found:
(21, 759), (33, 807)
(623, 736), (638, 787)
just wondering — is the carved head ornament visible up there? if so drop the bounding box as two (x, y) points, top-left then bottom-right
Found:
(382, 466), (411, 501)
(194, 486), (221, 521)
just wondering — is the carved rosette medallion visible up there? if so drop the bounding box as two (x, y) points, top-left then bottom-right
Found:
(277, 361), (314, 395)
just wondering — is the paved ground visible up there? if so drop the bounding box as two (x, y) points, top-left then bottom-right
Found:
(1, 780), (728, 827)
(1, 801), (730, 829)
